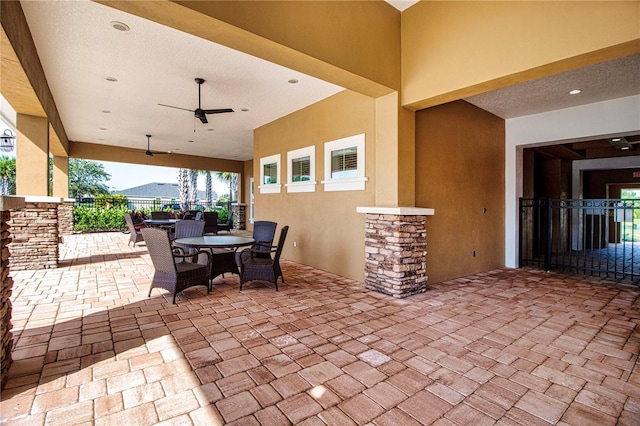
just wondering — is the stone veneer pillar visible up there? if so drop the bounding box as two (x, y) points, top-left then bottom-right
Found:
(1, 196), (25, 387)
(9, 196), (64, 271)
(232, 203), (246, 230)
(57, 199), (75, 236)
(357, 206), (435, 298)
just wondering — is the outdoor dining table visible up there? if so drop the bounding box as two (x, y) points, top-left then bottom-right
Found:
(173, 235), (255, 283)
(143, 219), (182, 227)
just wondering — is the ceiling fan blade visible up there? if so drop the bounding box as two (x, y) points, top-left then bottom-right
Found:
(202, 108), (234, 114)
(158, 103), (194, 113)
(198, 115), (208, 124)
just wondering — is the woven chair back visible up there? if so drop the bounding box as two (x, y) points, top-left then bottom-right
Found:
(141, 227), (177, 273)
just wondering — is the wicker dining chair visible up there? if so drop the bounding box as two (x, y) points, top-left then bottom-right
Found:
(141, 227), (211, 303)
(217, 211), (233, 233)
(238, 225), (289, 291)
(124, 212), (145, 246)
(151, 211), (171, 220)
(173, 219), (205, 240)
(202, 211), (218, 235)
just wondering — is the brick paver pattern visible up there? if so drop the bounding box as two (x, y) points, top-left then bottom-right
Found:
(1, 232), (639, 425)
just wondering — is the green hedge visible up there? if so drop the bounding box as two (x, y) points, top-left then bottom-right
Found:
(73, 205), (129, 232)
(73, 206), (151, 232)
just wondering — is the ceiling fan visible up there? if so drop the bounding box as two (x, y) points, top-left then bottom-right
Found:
(158, 77), (234, 124)
(144, 134), (170, 157)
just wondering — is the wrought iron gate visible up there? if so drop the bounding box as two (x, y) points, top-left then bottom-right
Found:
(520, 198), (640, 284)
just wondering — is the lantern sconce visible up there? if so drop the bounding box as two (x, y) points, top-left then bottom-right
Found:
(0, 129), (15, 152)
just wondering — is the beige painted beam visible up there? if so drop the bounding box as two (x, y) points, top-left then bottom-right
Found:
(95, 0), (398, 98)
(0, 1), (69, 155)
(16, 114), (49, 196)
(70, 141), (245, 174)
(402, 1), (640, 110)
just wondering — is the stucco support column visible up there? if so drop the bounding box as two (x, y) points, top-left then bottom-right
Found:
(16, 114), (49, 196)
(52, 156), (69, 197)
(375, 92), (415, 207)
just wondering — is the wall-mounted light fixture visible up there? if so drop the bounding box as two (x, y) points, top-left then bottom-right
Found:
(0, 129), (15, 152)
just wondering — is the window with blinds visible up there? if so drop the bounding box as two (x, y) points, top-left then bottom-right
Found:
(331, 146), (358, 179)
(322, 133), (367, 191)
(259, 153), (281, 194)
(263, 163), (278, 185)
(292, 155), (311, 182)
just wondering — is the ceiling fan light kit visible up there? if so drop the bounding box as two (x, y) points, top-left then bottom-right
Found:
(158, 77), (234, 124)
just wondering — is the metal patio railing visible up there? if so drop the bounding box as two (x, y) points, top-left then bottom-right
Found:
(520, 198), (640, 284)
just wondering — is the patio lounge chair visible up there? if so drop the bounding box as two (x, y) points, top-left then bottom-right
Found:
(141, 227), (211, 304)
(238, 225), (289, 291)
(124, 212), (145, 246)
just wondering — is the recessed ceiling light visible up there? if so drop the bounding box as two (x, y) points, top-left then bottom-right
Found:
(101, 110), (111, 114)
(106, 77), (118, 82)
(620, 146), (631, 151)
(240, 108), (249, 112)
(207, 128), (214, 131)
(569, 89), (582, 95)
(187, 140), (194, 143)
(611, 137), (622, 142)
(110, 21), (130, 32)
(288, 78), (299, 84)
(99, 127), (107, 130)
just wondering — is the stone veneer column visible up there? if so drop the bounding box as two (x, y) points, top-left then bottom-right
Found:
(1, 196), (25, 387)
(57, 199), (75, 236)
(232, 203), (246, 230)
(9, 196), (63, 271)
(357, 206), (434, 298)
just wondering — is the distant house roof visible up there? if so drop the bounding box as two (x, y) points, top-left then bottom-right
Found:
(114, 182), (214, 200)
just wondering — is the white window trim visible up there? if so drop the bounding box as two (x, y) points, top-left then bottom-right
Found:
(321, 133), (368, 191)
(285, 145), (316, 193)
(259, 154), (281, 194)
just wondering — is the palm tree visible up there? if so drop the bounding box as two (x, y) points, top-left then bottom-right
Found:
(189, 169), (198, 208)
(177, 168), (189, 211)
(215, 172), (238, 217)
(215, 172), (238, 202)
(199, 170), (214, 208)
(0, 156), (15, 195)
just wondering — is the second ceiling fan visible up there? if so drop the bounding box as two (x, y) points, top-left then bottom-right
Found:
(144, 134), (170, 157)
(158, 77), (234, 124)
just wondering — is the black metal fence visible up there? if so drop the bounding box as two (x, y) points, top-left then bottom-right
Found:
(75, 197), (228, 212)
(520, 198), (640, 284)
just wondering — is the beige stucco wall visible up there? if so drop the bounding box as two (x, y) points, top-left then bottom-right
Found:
(415, 101), (505, 284)
(253, 90), (376, 280)
(402, 1), (640, 110)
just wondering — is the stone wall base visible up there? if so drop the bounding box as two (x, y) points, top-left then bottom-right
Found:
(10, 201), (60, 270)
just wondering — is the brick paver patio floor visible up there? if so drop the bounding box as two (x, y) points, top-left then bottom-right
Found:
(1, 232), (639, 425)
